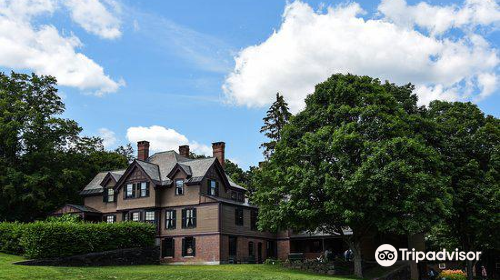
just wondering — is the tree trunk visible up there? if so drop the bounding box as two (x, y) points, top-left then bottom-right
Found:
(351, 241), (363, 278)
(466, 260), (473, 280)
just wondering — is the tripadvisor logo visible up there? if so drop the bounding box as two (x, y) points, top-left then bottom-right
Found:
(375, 244), (482, 267)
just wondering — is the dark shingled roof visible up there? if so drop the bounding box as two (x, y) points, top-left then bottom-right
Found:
(80, 150), (247, 195)
(66, 204), (101, 213)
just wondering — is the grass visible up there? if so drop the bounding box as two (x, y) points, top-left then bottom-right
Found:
(0, 253), (356, 280)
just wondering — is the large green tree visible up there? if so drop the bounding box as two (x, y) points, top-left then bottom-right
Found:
(260, 92), (292, 159)
(253, 74), (450, 277)
(426, 101), (499, 280)
(0, 72), (128, 222)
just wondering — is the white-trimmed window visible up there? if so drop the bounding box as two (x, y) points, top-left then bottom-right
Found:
(208, 180), (218, 196)
(132, 212), (140, 222)
(145, 211), (155, 223)
(175, 179), (184, 195)
(140, 182), (149, 197)
(107, 188), (115, 202)
(106, 215), (115, 223)
(182, 208), (196, 228)
(165, 210), (176, 229)
(126, 184), (134, 198)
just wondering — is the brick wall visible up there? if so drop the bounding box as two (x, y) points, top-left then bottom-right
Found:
(161, 234), (220, 264)
(277, 239), (290, 261)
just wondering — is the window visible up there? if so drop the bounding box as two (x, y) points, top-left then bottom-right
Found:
(106, 215), (116, 223)
(126, 184), (134, 198)
(107, 188), (115, 202)
(122, 211), (129, 221)
(248, 241), (254, 257)
(229, 236), (237, 257)
(132, 212), (140, 222)
(175, 179), (184, 195)
(235, 208), (244, 226)
(145, 211), (155, 223)
(231, 191), (237, 200)
(140, 182), (149, 197)
(162, 238), (174, 258)
(182, 208), (196, 228)
(207, 179), (218, 196)
(238, 192), (244, 202)
(250, 210), (258, 230)
(165, 210), (176, 229)
(182, 237), (195, 257)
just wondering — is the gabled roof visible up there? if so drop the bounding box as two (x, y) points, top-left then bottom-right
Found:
(80, 150), (247, 195)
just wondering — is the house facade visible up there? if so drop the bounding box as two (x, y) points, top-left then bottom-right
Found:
(53, 141), (400, 264)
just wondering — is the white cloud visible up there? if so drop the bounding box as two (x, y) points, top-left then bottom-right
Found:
(98, 128), (117, 149)
(126, 125), (212, 156)
(63, 0), (122, 39)
(379, 0), (500, 35)
(223, 0), (500, 113)
(0, 0), (123, 95)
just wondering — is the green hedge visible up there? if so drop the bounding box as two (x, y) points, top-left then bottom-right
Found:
(0, 222), (25, 255)
(0, 221), (155, 259)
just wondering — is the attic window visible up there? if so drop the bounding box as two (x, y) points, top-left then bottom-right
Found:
(175, 179), (184, 195)
(208, 179), (218, 196)
(107, 188), (115, 202)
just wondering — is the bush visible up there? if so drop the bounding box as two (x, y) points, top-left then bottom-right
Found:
(19, 221), (155, 259)
(0, 222), (25, 255)
(439, 269), (467, 280)
(264, 258), (281, 265)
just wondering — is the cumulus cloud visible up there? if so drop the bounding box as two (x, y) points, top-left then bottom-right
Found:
(379, 0), (500, 35)
(126, 125), (212, 156)
(63, 0), (122, 39)
(223, 0), (500, 113)
(98, 128), (117, 149)
(0, 0), (123, 95)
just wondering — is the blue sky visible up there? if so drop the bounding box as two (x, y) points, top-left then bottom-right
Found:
(0, 0), (499, 169)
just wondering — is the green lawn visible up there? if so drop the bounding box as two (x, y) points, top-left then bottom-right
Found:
(0, 253), (355, 280)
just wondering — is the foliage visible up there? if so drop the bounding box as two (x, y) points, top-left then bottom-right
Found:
(19, 221), (155, 259)
(253, 74), (451, 277)
(45, 214), (82, 223)
(0, 222), (25, 255)
(0, 253), (354, 280)
(425, 101), (500, 280)
(264, 258), (282, 265)
(438, 270), (467, 280)
(0, 72), (128, 222)
(115, 143), (136, 163)
(260, 92), (292, 159)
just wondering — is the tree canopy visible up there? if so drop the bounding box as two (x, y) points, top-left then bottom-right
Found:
(253, 74), (451, 277)
(260, 92), (292, 159)
(0, 72), (128, 222)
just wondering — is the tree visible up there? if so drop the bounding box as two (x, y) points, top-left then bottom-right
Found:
(426, 101), (500, 280)
(260, 92), (292, 159)
(0, 72), (128, 222)
(253, 74), (450, 277)
(115, 143), (135, 163)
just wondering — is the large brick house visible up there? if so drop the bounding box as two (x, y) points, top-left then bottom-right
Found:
(53, 141), (404, 264)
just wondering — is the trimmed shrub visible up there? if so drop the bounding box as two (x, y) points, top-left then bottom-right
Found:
(439, 269), (467, 280)
(0, 222), (25, 255)
(20, 221), (155, 259)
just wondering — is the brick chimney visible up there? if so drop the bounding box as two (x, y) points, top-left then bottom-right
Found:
(179, 145), (190, 158)
(212, 142), (225, 168)
(137, 141), (150, 161)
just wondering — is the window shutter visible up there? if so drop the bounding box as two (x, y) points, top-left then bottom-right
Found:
(132, 184), (136, 198)
(207, 180), (211, 195)
(113, 215), (116, 223)
(114, 190), (118, 202)
(103, 189), (108, 202)
(124, 186), (127, 199)
(172, 238), (175, 257)
(215, 181), (219, 196)
(182, 238), (186, 256)
(181, 209), (186, 229)
(161, 239), (167, 257)
(146, 182), (150, 196)
(192, 238), (196, 256)
(173, 210), (177, 229)
(192, 208), (197, 228)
